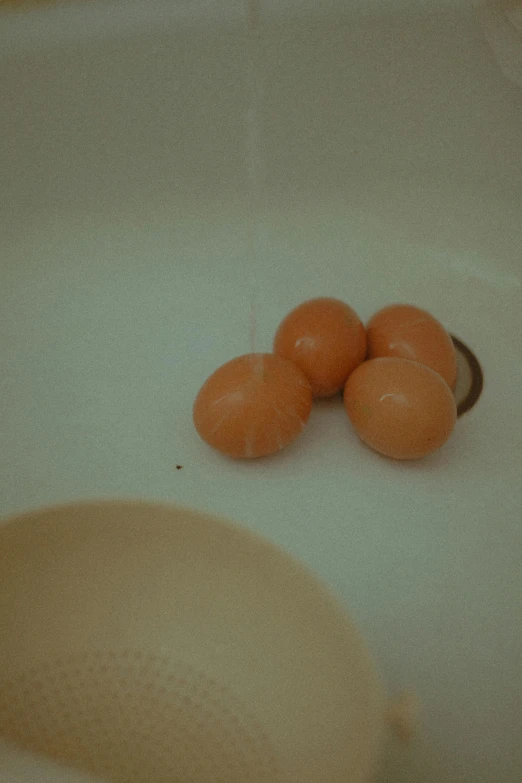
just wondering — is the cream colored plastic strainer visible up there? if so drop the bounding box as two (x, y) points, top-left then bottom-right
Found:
(0, 500), (384, 783)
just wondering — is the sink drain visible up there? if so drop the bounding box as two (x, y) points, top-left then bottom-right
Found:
(451, 336), (483, 416)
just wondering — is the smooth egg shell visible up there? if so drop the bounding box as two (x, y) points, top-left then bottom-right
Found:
(193, 353), (313, 458)
(367, 304), (457, 389)
(274, 297), (367, 398)
(344, 357), (457, 460)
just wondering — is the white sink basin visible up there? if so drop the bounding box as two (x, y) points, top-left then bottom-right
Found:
(1, 2), (521, 782)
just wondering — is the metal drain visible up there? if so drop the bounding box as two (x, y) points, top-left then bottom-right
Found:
(451, 336), (484, 416)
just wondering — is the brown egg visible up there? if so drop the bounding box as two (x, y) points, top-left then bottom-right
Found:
(273, 297), (367, 398)
(344, 358), (457, 460)
(367, 304), (457, 389)
(193, 353), (313, 458)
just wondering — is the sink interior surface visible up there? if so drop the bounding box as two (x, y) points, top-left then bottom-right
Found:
(1, 3), (521, 782)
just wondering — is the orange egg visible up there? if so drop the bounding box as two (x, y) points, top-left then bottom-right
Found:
(367, 304), (457, 389)
(193, 353), (313, 458)
(343, 357), (457, 460)
(273, 297), (367, 398)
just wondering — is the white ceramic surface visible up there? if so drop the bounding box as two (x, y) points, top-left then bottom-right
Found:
(0, 740), (102, 783)
(1, 2), (521, 782)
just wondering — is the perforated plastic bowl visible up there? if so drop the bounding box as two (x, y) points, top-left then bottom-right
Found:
(0, 501), (383, 783)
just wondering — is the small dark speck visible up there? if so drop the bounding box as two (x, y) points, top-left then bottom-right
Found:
(176, 465), (183, 470)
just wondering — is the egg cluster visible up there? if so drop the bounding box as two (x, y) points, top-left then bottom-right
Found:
(193, 298), (458, 461)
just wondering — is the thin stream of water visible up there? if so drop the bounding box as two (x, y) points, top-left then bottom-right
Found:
(245, 0), (265, 378)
